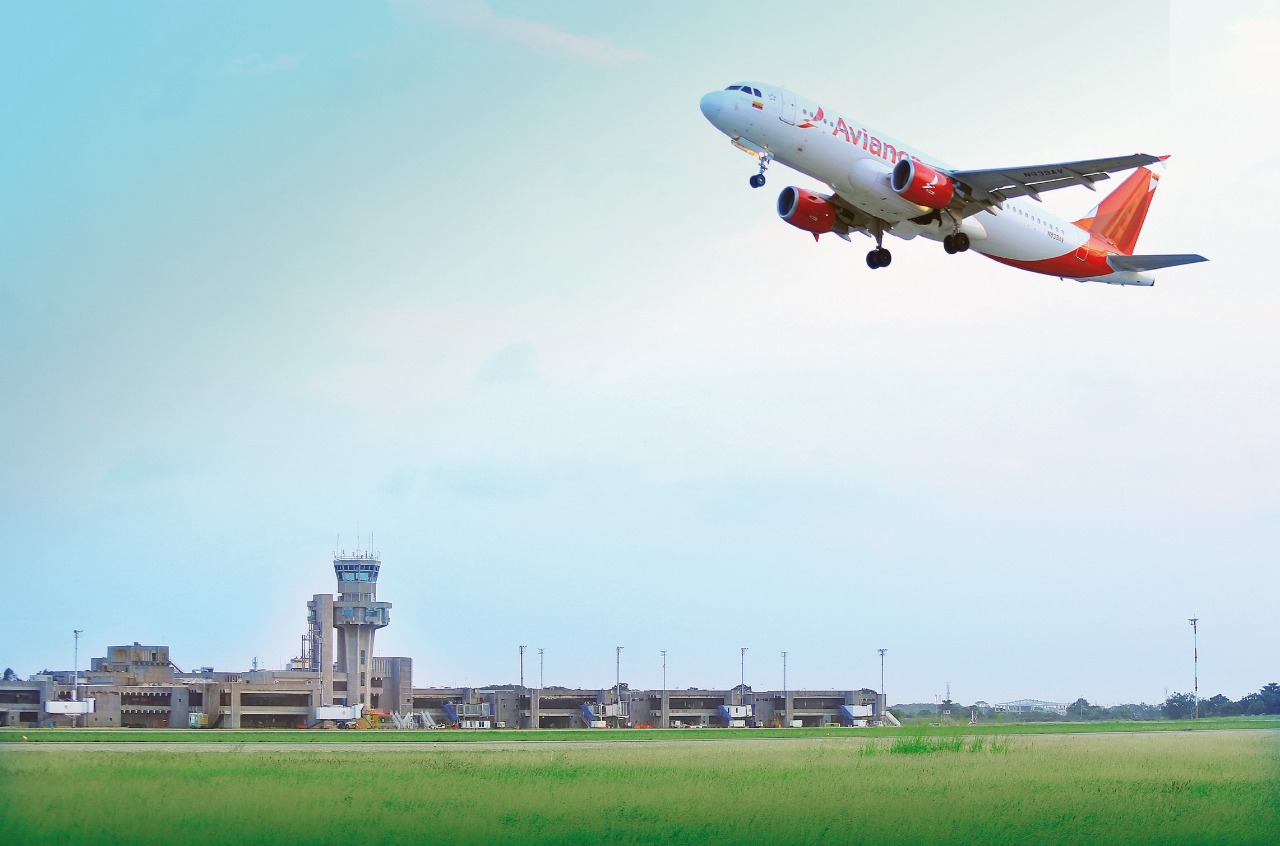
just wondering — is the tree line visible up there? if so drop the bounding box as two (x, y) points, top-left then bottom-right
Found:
(890, 682), (1280, 722)
(1161, 682), (1280, 719)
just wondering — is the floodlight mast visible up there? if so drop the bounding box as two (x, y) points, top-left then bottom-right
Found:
(615, 646), (624, 728)
(73, 630), (82, 728)
(538, 648), (544, 690)
(1188, 617), (1199, 719)
(781, 651), (788, 727)
(660, 650), (668, 729)
(73, 630), (82, 700)
(740, 647), (748, 706)
(879, 648), (887, 720)
(519, 645), (526, 690)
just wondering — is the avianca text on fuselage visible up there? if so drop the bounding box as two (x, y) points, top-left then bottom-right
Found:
(820, 117), (911, 164)
(699, 82), (1207, 284)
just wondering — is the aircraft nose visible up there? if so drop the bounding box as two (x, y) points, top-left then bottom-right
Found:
(699, 91), (724, 121)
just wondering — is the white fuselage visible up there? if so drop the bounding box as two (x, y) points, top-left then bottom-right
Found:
(700, 83), (1144, 283)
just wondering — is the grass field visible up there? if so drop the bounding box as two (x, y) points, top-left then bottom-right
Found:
(2, 728), (1277, 845)
(2, 716), (1277, 744)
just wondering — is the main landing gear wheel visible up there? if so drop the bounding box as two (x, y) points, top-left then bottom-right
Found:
(943, 232), (971, 254)
(749, 173), (766, 188)
(866, 248), (892, 269)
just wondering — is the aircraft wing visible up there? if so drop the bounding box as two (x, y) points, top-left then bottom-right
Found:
(948, 154), (1162, 204)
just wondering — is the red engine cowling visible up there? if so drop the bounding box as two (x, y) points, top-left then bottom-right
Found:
(891, 158), (955, 209)
(777, 186), (837, 237)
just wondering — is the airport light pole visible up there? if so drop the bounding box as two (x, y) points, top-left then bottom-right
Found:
(781, 651), (788, 727)
(878, 648), (887, 704)
(73, 630), (82, 728)
(538, 648), (544, 690)
(740, 647), (748, 706)
(615, 646), (624, 727)
(519, 645), (526, 690)
(661, 650), (667, 729)
(1188, 617), (1199, 719)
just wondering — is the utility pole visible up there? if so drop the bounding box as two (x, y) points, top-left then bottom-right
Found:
(875, 647), (885, 721)
(616, 646), (624, 727)
(781, 651), (788, 728)
(538, 648), (544, 689)
(1188, 617), (1199, 719)
(73, 630), (82, 728)
(660, 650), (668, 729)
(740, 647), (748, 706)
(519, 645), (526, 690)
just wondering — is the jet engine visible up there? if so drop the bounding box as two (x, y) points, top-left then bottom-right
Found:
(777, 186), (837, 237)
(890, 158), (955, 209)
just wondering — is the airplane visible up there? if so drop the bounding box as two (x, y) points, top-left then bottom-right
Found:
(698, 82), (1207, 285)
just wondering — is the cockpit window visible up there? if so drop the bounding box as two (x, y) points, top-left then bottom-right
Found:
(725, 85), (741, 91)
(752, 88), (762, 97)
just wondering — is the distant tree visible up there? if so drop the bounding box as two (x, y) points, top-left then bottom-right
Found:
(1162, 692), (1196, 720)
(1, 667), (16, 682)
(1202, 694), (1235, 717)
(1108, 703), (1161, 721)
(1259, 683), (1280, 714)
(1237, 692), (1264, 715)
(1069, 698), (1109, 720)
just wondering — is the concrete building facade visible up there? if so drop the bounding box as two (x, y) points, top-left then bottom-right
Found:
(4, 547), (888, 730)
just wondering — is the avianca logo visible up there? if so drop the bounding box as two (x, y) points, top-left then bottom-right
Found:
(922, 173), (942, 195)
(798, 107), (824, 129)
(798, 108), (914, 166)
(831, 116), (911, 165)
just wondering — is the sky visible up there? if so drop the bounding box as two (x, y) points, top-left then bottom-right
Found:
(2, 1), (1277, 706)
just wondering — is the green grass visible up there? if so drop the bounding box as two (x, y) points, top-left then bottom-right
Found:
(3, 716), (1277, 744)
(2, 730), (1277, 845)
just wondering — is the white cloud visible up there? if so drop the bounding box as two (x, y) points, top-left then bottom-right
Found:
(396, 0), (647, 64)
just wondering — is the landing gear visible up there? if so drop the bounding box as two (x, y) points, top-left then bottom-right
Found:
(943, 232), (971, 254)
(748, 152), (773, 188)
(865, 219), (891, 269)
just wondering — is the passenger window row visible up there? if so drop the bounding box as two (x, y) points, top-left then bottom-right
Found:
(1009, 206), (1063, 234)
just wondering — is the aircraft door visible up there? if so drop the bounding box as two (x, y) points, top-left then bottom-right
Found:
(779, 89), (797, 125)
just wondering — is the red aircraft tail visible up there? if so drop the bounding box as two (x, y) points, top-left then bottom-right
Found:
(1073, 159), (1166, 255)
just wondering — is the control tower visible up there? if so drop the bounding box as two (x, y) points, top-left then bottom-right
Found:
(308, 548), (391, 711)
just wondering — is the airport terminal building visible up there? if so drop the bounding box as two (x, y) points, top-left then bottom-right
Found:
(2, 551), (888, 730)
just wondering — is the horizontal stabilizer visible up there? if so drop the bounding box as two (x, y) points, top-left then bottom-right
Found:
(1107, 254), (1208, 272)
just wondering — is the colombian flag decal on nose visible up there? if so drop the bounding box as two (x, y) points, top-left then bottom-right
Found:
(752, 100), (764, 110)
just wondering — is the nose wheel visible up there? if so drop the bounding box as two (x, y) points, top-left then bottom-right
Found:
(866, 248), (892, 269)
(943, 232), (970, 254)
(748, 152), (773, 188)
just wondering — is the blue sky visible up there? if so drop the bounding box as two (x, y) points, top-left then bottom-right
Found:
(2, 1), (1276, 705)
